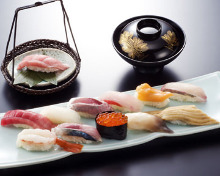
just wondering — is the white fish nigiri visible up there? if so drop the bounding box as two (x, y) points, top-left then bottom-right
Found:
(126, 112), (173, 133)
(16, 129), (56, 151)
(161, 82), (207, 102)
(40, 105), (80, 124)
(99, 91), (143, 112)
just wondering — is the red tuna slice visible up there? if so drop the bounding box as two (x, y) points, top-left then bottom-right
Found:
(17, 55), (69, 72)
(1, 110), (56, 130)
(68, 98), (113, 118)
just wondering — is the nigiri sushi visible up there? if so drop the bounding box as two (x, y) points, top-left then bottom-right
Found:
(125, 112), (173, 133)
(17, 54), (69, 73)
(52, 123), (102, 144)
(135, 83), (173, 108)
(40, 105), (80, 124)
(67, 97), (113, 118)
(99, 91), (143, 112)
(157, 105), (218, 126)
(1, 110), (56, 130)
(16, 129), (56, 151)
(161, 82), (207, 102)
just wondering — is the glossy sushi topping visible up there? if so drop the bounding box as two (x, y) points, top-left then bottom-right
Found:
(17, 54), (69, 72)
(96, 112), (128, 127)
(136, 83), (173, 102)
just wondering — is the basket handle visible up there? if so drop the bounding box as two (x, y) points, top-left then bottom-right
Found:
(4, 0), (80, 82)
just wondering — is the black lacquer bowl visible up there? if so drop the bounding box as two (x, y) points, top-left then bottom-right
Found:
(112, 15), (186, 74)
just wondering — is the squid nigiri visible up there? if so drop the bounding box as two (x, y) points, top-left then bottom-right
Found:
(161, 82), (207, 102)
(16, 129), (56, 151)
(126, 112), (173, 133)
(17, 54), (69, 73)
(52, 123), (102, 144)
(99, 91), (143, 112)
(1, 110), (56, 130)
(40, 105), (81, 124)
(135, 83), (173, 108)
(67, 97), (113, 118)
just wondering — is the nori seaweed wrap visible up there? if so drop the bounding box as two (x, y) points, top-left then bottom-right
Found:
(96, 111), (128, 140)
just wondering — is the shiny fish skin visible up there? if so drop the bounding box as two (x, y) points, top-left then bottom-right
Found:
(126, 112), (173, 133)
(52, 123), (102, 144)
(68, 97), (113, 118)
(161, 82), (207, 102)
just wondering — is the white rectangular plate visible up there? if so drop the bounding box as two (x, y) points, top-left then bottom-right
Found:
(1, 71), (220, 169)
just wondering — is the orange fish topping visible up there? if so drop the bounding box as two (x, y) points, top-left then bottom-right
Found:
(96, 112), (128, 127)
(136, 83), (173, 102)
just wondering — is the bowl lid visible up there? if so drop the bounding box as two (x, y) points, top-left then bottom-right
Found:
(113, 15), (185, 63)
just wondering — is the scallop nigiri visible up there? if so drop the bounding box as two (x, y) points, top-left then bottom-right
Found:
(1, 110), (56, 130)
(126, 112), (173, 133)
(67, 97), (113, 118)
(17, 54), (69, 73)
(16, 129), (56, 151)
(135, 83), (173, 108)
(52, 123), (102, 144)
(99, 91), (143, 112)
(161, 82), (207, 102)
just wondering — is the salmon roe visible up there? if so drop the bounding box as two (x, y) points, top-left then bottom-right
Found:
(96, 112), (128, 127)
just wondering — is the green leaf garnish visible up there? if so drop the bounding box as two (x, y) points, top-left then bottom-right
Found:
(37, 72), (57, 85)
(13, 70), (57, 87)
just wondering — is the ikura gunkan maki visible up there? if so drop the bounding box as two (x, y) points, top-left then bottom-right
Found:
(96, 111), (128, 140)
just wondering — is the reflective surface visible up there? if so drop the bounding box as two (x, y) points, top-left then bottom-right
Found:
(0, 0), (220, 175)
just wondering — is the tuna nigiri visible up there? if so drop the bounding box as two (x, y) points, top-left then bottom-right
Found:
(17, 54), (69, 73)
(67, 97), (113, 118)
(52, 123), (102, 144)
(1, 110), (56, 130)
(135, 83), (173, 108)
(161, 82), (207, 102)
(99, 91), (143, 112)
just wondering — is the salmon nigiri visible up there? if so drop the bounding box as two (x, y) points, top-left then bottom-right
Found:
(17, 54), (69, 73)
(135, 83), (173, 108)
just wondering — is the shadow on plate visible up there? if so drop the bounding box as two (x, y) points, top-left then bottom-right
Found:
(2, 79), (80, 110)
(117, 67), (180, 92)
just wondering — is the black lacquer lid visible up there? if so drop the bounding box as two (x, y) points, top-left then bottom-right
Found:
(113, 15), (186, 73)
